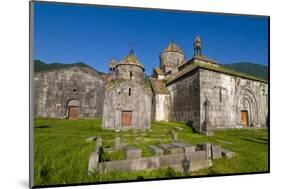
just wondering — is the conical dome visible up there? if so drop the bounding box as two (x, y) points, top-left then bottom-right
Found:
(119, 50), (144, 68)
(163, 42), (184, 53)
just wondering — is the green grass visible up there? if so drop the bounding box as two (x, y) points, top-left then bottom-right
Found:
(34, 118), (268, 186)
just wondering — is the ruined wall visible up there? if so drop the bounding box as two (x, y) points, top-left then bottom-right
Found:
(102, 80), (152, 130)
(116, 64), (144, 83)
(167, 70), (201, 131)
(199, 68), (268, 130)
(34, 66), (105, 118)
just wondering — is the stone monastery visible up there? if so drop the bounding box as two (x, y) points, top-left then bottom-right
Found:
(34, 37), (268, 135)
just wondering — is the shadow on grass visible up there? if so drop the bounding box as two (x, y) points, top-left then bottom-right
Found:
(35, 125), (52, 129)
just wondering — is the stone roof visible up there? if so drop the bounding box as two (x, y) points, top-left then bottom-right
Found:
(150, 78), (170, 94)
(163, 42), (184, 54)
(118, 50), (144, 69)
(193, 54), (219, 64)
(154, 67), (165, 75)
(166, 61), (268, 85)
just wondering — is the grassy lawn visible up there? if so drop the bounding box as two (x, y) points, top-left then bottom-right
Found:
(34, 118), (268, 186)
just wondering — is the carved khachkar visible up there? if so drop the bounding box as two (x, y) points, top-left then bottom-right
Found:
(193, 36), (202, 56)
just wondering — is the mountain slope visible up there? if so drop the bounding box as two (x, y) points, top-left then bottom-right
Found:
(34, 60), (105, 75)
(223, 62), (268, 81)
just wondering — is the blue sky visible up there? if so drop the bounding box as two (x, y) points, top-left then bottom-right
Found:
(34, 2), (268, 74)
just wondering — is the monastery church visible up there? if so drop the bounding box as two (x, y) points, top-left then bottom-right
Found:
(34, 37), (268, 135)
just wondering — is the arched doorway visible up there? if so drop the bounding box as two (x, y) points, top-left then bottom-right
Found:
(236, 88), (259, 127)
(67, 99), (80, 120)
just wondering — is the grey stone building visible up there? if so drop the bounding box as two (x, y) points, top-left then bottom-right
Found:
(34, 66), (105, 119)
(152, 37), (268, 135)
(34, 36), (268, 134)
(102, 50), (152, 130)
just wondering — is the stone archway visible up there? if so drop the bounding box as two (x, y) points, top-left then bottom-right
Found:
(67, 99), (80, 120)
(236, 87), (259, 127)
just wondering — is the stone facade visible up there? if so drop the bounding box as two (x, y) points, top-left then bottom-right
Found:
(102, 50), (152, 130)
(199, 68), (268, 130)
(152, 37), (268, 133)
(34, 66), (105, 118)
(34, 36), (268, 134)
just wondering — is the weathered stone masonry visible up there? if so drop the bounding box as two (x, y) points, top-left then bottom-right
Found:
(34, 36), (268, 134)
(34, 66), (105, 119)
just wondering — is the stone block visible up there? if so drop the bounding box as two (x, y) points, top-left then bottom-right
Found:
(221, 148), (236, 158)
(124, 146), (142, 160)
(88, 145), (102, 172)
(197, 143), (211, 159)
(171, 142), (195, 153)
(159, 144), (184, 154)
(189, 159), (212, 172)
(186, 151), (206, 161)
(86, 136), (97, 142)
(96, 138), (102, 148)
(148, 145), (164, 156)
(158, 153), (185, 167)
(211, 145), (222, 159)
(114, 137), (121, 150)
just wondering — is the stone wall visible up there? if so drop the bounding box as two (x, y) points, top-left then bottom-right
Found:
(34, 66), (105, 118)
(199, 68), (268, 130)
(102, 80), (152, 129)
(167, 70), (201, 131)
(153, 94), (170, 121)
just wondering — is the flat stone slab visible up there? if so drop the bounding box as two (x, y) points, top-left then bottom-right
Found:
(86, 136), (97, 142)
(148, 145), (164, 156)
(221, 148), (236, 158)
(124, 146), (142, 160)
(158, 144), (184, 154)
(186, 151), (206, 161)
(103, 147), (115, 153)
(189, 159), (212, 172)
(171, 142), (195, 153)
(211, 145), (222, 159)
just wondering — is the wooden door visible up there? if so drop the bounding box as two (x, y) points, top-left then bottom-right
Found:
(68, 106), (80, 120)
(122, 111), (132, 127)
(241, 111), (248, 128)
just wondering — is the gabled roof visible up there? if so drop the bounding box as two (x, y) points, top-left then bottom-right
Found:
(166, 62), (268, 85)
(150, 78), (170, 94)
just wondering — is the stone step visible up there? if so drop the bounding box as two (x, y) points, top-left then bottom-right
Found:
(158, 144), (184, 154)
(148, 145), (164, 156)
(171, 142), (195, 153)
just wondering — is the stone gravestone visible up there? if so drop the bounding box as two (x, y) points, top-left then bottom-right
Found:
(148, 145), (164, 156)
(124, 146), (142, 160)
(96, 138), (102, 148)
(171, 130), (178, 141)
(114, 137), (121, 150)
(211, 145), (222, 159)
(197, 143), (211, 160)
(221, 148), (236, 158)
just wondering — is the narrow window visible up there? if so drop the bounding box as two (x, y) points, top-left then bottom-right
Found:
(219, 89), (222, 103)
(129, 88), (131, 96)
(130, 71), (133, 78)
